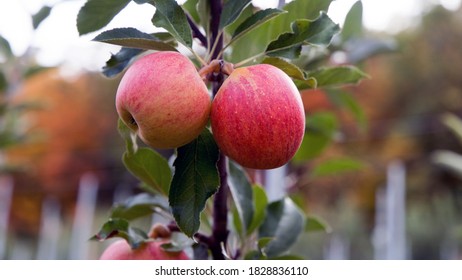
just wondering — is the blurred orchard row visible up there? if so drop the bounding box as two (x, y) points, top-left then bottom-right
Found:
(1, 2), (462, 259)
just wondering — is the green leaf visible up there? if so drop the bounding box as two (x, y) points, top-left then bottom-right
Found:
(262, 57), (305, 80)
(102, 47), (144, 78)
(197, 0), (210, 37)
(182, 0), (200, 23)
(432, 150), (462, 178)
(92, 218), (149, 249)
(117, 118), (138, 155)
(32, 6), (52, 29)
(169, 129), (220, 237)
(266, 13), (339, 57)
(0, 35), (13, 60)
(257, 237), (273, 249)
(230, 8), (285, 47)
(341, 1), (363, 42)
(270, 45), (305, 60)
(232, 207), (243, 238)
(270, 255), (306, 260)
(0, 70), (7, 92)
(93, 28), (178, 51)
(223, 4), (253, 35)
(232, 9), (285, 38)
(160, 232), (195, 252)
(228, 161), (254, 234)
(110, 193), (169, 221)
(228, 0), (334, 63)
(293, 112), (338, 161)
(247, 184), (268, 235)
(261, 57), (316, 88)
(308, 66), (369, 88)
(311, 157), (364, 178)
(77, 0), (131, 35)
(441, 113), (462, 144)
(160, 237), (193, 252)
(123, 147), (172, 195)
(287, 0), (334, 21)
(219, 0), (251, 29)
(305, 214), (332, 233)
(258, 198), (305, 258)
(244, 250), (266, 260)
(151, 0), (193, 48)
(326, 90), (367, 131)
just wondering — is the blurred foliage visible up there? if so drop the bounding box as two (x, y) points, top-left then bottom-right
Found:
(0, 4), (126, 239)
(291, 4), (462, 259)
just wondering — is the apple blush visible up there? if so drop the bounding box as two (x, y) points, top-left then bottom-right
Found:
(115, 51), (211, 149)
(211, 64), (305, 169)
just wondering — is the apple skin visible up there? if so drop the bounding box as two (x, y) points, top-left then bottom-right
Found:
(99, 239), (189, 260)
(211, 64), (305, 169)
(116, 51), (211, 149)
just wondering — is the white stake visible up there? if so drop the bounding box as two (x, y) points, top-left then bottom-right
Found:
(0, 175), (13, 259)
(68, 173), (98, 260)
(36, 197), (61, 260)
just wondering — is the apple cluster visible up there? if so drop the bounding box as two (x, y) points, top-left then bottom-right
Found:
(116, 51), (305, 170)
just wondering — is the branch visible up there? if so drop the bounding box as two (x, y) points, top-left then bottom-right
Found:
(209, 0), (223, 60)
(209, 152), (229, 260)
(186, 13), (208, 48)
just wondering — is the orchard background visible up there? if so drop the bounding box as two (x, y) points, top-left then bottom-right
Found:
(0, 0), (462, 260)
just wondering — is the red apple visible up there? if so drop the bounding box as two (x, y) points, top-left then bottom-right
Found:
(99, 239), (189, 260)
(116, 51), (211, 149)
(211, 64), (305, 169)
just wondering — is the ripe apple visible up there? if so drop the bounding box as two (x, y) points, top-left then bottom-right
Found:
(99, 239), (189, 260)
(116, 51), (211, 149)
(210, 64), (305, 169)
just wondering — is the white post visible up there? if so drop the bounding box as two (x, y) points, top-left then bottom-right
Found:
(68, 173), (98, 260)
(372, 188), (387, 259)
(0, 175), (14, 259)
(385, 160), (407, 259)
(36, 197), (61, 260)
(373, 160), (407, 259)
(324, 234), (350, 260)
(264, 165), (287, 202)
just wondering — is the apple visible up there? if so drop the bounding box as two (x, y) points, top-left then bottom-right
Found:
(99, 223), (189, 260)
(116, 51), (211, 149)
(99, 239), (189, 260)
(210, 64), (305, 169)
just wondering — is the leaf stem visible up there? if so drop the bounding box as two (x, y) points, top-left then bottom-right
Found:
(206, 30), (223, 63)
(187, 46), (207, 66)
(234, 52), (266, 68)
(216, 39), (231, 59)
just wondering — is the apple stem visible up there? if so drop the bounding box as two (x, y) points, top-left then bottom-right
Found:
(199, 60), (234, 81)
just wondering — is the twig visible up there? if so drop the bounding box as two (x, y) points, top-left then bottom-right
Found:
(186, 13), (208, 48)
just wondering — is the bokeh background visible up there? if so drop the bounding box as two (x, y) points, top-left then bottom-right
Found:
(1, 0), (462, 259)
